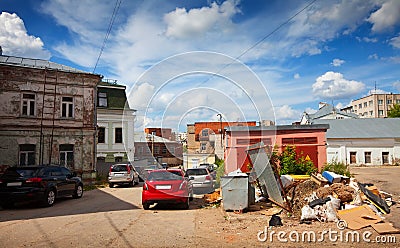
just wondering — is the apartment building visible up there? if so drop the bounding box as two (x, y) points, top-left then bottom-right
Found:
(96, 80), (136, 167)
(0, 54), (101, 178)
(350, 93), (400, 118)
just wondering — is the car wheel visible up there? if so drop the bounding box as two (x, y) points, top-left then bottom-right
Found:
(109, 183), (114, 188)
(43, 189), (56, 207)
(73, 184), (83, 199)
(129, 181), (134, 187)
(181, 198), (189, 210)
(189, 192), (194, 201)
(143, 202), (150, 210)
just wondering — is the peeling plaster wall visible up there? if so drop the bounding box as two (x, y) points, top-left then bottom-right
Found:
(0, 64), (100, 177)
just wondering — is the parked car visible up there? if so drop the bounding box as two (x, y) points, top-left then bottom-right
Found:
(142, 169), (193, 210)
(199, 163), (217, 179)
(108, 163), (139, 188)
(0, 165), (83, 208)
(185, 167), (214, 194)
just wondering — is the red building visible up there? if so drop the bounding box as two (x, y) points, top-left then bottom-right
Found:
(145, 128), (174, 141)
(224, 124), (329, 173)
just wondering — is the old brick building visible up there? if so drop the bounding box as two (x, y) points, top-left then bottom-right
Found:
(0, 55), (101, 178)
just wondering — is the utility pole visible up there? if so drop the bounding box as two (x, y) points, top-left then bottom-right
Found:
(217, 114), (223, 148)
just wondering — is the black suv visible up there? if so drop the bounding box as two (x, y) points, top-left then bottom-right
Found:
(0, 165), (83, 208)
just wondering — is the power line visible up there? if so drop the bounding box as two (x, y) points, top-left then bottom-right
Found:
(236, 0), (318, 61)
(93, 0), (122, 73)
(199, 0), (318, 85)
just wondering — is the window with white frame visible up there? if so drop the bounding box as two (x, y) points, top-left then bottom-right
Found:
(19, 144), (35, 166)
(364, 152), (371, 164)
(61, 97), (74, 118)
(98, 92), (107, 107)
(115, 128), (123, 143)
(98, 127), (105, 143)
(21, 93), (36, 116)
(60, 144), (74, 169)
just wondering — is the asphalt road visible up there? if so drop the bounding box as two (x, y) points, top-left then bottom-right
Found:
(0, 185), (200, 247)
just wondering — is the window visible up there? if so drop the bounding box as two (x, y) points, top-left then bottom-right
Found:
(201, 129), (209, 137)
(115, 157), (123, 162)
(364, 152), (371, 164)
(358, 104), (362, 108)
(350, 152), (357, 164)
(97, 157), (105, 163)
(396, 99), (400, 104)
(200, 143), (206, 151)
(364, 102), (367, 107)
(98, 127), (105, 143)
(378, 99), (383, 105)
(115, 128), (123, 143)
(382, 152), (389, 164)
(61, 97), (74, 118)
(98, 92), (107, 107)
(162, 146), (167, 154)
(19, 144), (35, 166)
(154, 146), (160, 154)
(60, 144), (74, 168)
(378, 110), (384, 116)
(370, 111), (373, 116)
(21, 93), (35, 116)
(387, 99), (392, 105)
(369, 100), (373, 107)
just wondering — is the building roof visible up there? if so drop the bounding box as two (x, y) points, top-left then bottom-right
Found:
(312, 118), (400, 138)
(306, 103), (358, 121)
(226, 124), (329, 132)
(134, 132), (178, 143)
(98, 82), (130, 110)
(0, 55), (91, 74)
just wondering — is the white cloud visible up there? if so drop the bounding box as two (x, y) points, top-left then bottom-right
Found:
(294, 73), (300, 79)
(368, 53), (379, 60)
(128, 82), (155, 110)
(367, 0), (400, 33)
(40, 0), (113, 42)
(274, 105), (301, 121)
(331, 58), (345, 67)
(367, 88), (389, 95)
(0, 12), (50, 58)
(390, 34), (400, 49)
(312, 71), (365, 99)
(164, 0), (240, 39)
(394, 81), (400, 92)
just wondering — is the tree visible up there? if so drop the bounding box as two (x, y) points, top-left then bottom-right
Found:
(387, 104), (400, 118)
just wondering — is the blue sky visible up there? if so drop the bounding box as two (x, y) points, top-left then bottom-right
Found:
(1, 0), (400, 132)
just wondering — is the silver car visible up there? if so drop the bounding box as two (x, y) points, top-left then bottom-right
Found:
(108, 163), (139, 188)
(185, 168), (214, 194)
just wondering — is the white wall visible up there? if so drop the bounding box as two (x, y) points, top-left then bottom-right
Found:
(326, 138), (399, 165)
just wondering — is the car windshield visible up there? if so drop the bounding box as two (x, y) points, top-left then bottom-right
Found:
(147, 171), (183, 181)
(186, 168), (208, 176)
(111, 165), (128, 172)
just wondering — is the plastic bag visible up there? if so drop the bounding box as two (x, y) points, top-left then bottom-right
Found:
(301, 205), (317, 220)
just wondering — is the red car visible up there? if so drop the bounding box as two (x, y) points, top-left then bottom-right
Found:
(142, 169), (193, 210)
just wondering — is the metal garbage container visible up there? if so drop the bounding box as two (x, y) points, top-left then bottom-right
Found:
(221, 175), (254, 211)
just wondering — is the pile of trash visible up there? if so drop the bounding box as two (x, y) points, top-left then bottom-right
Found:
(286, 170), (400, 234)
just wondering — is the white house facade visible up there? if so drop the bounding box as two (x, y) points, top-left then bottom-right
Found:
(313, 118), (400, 166)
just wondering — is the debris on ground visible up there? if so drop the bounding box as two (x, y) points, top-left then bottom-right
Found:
(204, 189), (222, 204)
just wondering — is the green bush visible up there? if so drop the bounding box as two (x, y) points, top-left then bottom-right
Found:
(278, 145), (316, 175)
(322, 158), (351, 177)
(214, 157), (225, 188)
